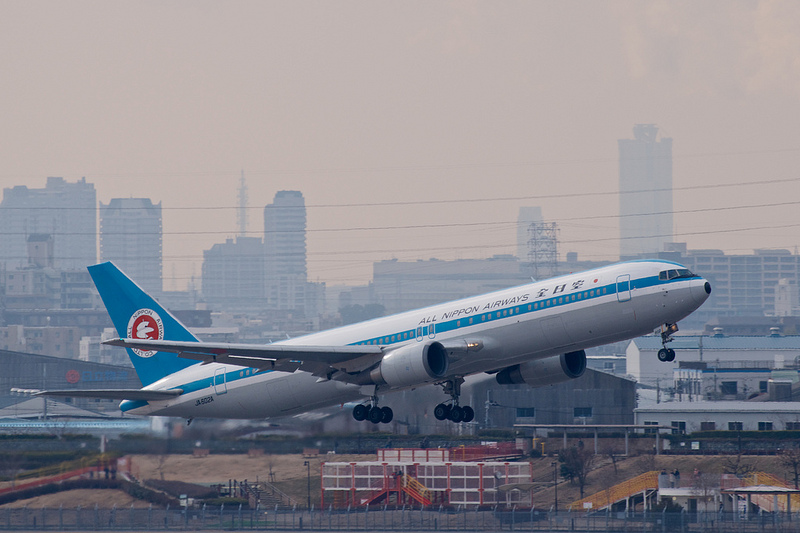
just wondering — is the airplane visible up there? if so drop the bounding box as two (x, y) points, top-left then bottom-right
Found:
(35, 259), (710, 425)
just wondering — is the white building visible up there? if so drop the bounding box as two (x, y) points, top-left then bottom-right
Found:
(626, 335), (800, 391)
(635, 402), (800, 433)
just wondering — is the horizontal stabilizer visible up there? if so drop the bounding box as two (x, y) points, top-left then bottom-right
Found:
(33, 389), (183, 401)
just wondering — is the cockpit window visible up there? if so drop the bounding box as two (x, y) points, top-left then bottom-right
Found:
(659, 269), (696, 280)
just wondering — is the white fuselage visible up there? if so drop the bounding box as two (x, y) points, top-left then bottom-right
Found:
(123, 260), (710, 419)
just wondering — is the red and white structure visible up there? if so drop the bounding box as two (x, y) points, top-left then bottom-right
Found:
(322, 447), (531, 508)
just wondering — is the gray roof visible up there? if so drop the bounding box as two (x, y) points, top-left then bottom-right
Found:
(635, 401), (800, 414)
(631, 335), (800, 351)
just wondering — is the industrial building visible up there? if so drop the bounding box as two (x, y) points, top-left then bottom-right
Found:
(311, 368), (637, 435)
(0, 348), (141, 419)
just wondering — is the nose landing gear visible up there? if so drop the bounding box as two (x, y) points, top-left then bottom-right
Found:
(658, 323), (678, 362)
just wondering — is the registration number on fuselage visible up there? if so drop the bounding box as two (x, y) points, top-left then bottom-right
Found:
(195, 395), (214, 406)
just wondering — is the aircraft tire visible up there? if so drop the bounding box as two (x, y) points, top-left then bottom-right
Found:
(368, 406), (384, 424)
(461, 405), (475, 423)
(657, 348), (670, 362)
(434, 403), (450, 421)
(381, 406), (394, 424)
(352, 404), (368, 421)
(448, 405), (464, 423)
(666, 349), (676, 362)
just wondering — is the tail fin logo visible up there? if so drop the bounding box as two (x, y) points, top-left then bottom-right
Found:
(127, 309), (164, 358)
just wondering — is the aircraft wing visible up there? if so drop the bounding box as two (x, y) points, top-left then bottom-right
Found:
(31, 389), (183, 401)
(104, 338), (385, 374)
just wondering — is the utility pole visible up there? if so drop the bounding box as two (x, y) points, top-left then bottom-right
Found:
(304, 460), (311, 508)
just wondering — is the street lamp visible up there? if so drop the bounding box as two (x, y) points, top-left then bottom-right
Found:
(303, 461), (311, 509)
(551, 461), (558, 513)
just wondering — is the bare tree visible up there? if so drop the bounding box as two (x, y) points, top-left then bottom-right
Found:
(779, 447), (800, 489)
(722, 453), (755, 478)
(559, 446), (595, 499)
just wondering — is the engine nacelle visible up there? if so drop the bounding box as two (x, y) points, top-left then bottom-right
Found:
(370, 342), (449, 388)
(495, 350), (586, 387)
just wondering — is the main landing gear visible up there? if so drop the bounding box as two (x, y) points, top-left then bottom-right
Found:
(434, 378), (475, 424)
(657, 323), (679, 362)
(352, 392), (394, 424)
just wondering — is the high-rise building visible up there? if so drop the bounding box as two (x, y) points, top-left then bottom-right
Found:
(0, 177), (96, 270)
(99, 198), (163, 294)
(618, 125), (673, 259)
(201, 236), (266, 311)
(264, 191), (308, 313)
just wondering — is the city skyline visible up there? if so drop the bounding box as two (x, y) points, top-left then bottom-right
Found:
(1, 2), (799, 288)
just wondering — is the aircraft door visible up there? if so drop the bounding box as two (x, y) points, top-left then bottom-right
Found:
(616, 274), (632, 302)
(428, 322), (436, 339)
(213, 367), (227, 395)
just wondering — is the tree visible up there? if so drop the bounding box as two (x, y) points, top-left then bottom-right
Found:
(779, 447), (800, 489)
(558, 446), (595, 499)
(722, 453), (755, 478)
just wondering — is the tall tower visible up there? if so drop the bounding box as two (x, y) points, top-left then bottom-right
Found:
(517, 206), (543, 262)
(618, 124), (673, 259)
(0, 177), (96, 270)
(527, 222), (558, 280)
(264, 191), (307, 312)
(99, 198), (163, 294)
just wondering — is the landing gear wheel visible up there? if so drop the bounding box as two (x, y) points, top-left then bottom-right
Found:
(657, 348), (670, 362)
(381, 406), (394, 424)
(448, 405), (464, 423)
(352, 404), (368, 421)
(368, 406), (384, 424)
(434, 403), (450, 421)
(666, 348), (676, 362)
(461, 406), (475, 423)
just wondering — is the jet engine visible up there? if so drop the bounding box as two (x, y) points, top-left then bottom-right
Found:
(369, 342), (449, 388)
(495, 350), (586, 387)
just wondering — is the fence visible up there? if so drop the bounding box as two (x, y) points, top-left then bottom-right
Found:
(5, 506), (800, 531)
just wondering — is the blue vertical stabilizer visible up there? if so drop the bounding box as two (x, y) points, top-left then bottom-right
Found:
(88, 262), (199, 386)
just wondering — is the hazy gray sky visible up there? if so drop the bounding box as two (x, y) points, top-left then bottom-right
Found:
(2, 1), (799, 288)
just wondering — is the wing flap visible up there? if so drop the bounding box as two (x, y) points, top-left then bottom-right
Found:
(104, 338), (384, 366)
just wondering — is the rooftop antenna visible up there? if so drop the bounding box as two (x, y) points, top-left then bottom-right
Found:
(237, 170), (248, 237)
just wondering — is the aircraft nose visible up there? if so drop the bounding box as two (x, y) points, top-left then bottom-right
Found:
(692, 279), (712, 304)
